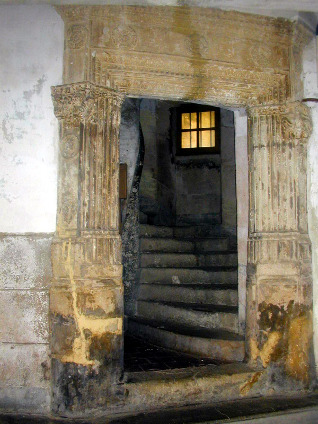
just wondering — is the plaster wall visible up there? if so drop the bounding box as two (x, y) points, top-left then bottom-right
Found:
(304, 36), (318, 375)
(234, 110), (248, 333)
(0, 5), (63, 233)
(0, 5), (63, 413)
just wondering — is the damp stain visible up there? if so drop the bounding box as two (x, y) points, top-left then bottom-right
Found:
(23, 74), (47, 101)
(251, 300), (313, 383)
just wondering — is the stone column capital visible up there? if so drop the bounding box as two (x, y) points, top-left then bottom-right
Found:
(51, 81), (124, 126)
(247, 101), (312, 144)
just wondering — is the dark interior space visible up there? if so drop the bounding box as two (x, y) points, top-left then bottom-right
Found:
(120, 98), (240, 373)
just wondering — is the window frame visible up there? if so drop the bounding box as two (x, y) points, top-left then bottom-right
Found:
(176, 105), (220, 156)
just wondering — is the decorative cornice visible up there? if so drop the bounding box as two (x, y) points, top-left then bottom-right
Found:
(247, 102), (312, 144)
(51, 81), (124, 126)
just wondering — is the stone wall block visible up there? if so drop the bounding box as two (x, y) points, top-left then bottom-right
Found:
(0, 344), (50, 388)
(0, 236), (52, 290)
(0, 291), (48, 344)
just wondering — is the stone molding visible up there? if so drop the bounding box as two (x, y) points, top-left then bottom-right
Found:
(51, 81), (124, 126)
(247, 102), (312, 144)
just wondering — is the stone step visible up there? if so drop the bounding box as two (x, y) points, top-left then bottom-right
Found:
(173, 225), (225, 239)
(127, 316), (244, 362)
(139, 224), (227, 240)
(136, 300), (239, 333)
(140, 267), (237, 285)
(140, 252), (237, 268)
(140, 237), (194, 253)
(123, 360), (258, 415)
(138, 283), (238, 306)
(140, 224), (174, 238)
(195, 238), (229, 252)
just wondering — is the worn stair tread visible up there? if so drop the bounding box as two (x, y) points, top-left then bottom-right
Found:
(126, 362), (256, 383)
(140, 265), (237, 272)
(139, 300), (238, 314)
(128, 316), (244, 341)
(140, 282), (238, 290)
(140, 267), (238, 285)
(140, 251), (236, 255)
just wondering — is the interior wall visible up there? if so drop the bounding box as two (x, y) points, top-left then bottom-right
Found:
(0, 5), (63, 413)
(120, 98), (141, 316)
(303, 35), (318, 375)
(120, 98), (140, 201)
(234, 109), (248, 333)
(139, 99), (175, 226)
(139, 100), (236, 229)
(221, 109), (236, 235)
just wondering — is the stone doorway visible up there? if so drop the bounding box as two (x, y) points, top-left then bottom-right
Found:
(50, 5), (313, 416)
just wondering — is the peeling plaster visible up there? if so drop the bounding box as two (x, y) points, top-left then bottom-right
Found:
(0, 5), (63, 233)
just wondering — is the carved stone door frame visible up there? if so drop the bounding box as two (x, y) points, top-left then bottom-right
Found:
(50, 5), (314, 414)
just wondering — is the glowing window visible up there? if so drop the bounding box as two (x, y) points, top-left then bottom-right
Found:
(177, 106), (220, 155)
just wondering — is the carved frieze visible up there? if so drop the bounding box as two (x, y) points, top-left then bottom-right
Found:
(55, 5), (301, 105)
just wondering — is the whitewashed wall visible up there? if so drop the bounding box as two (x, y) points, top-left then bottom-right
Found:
(0, 5), (63, 233)
(0, 5), (63, 413)
(303, 35), (318, 375)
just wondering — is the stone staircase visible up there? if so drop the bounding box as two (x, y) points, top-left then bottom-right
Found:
(127, 224), (245, 363)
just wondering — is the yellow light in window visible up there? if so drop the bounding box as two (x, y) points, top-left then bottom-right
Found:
(190, 113), (197, 129)
(182, 113), (190, 130)
(200, 111), (210, 128)
(199, 130), (215, 147)
(182, 112), (197, 130)
(181, 132), (191, 148)
(199, 111), (215, 128)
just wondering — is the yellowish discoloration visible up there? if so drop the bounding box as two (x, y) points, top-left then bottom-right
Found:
(58, 241), (122, 366)
(250, 332), (282, 367)
(240, 371), (263, 396)
(259, 331), (282, 367)
(250, 338), (259, 362)
(286, 312), (312, 383)
(50, 288), (73, 317)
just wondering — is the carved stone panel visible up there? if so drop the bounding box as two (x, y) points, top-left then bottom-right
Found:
(54, 5), (311, 107)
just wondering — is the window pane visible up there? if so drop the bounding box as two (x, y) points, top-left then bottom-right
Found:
(199, 111), (210, 128)
(199, 130), (215, 147)
(211, 111), (215, 127)
(191, 113), (197, 129)
(182, 113), (190, 130)
(181, 132), (191, 148)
